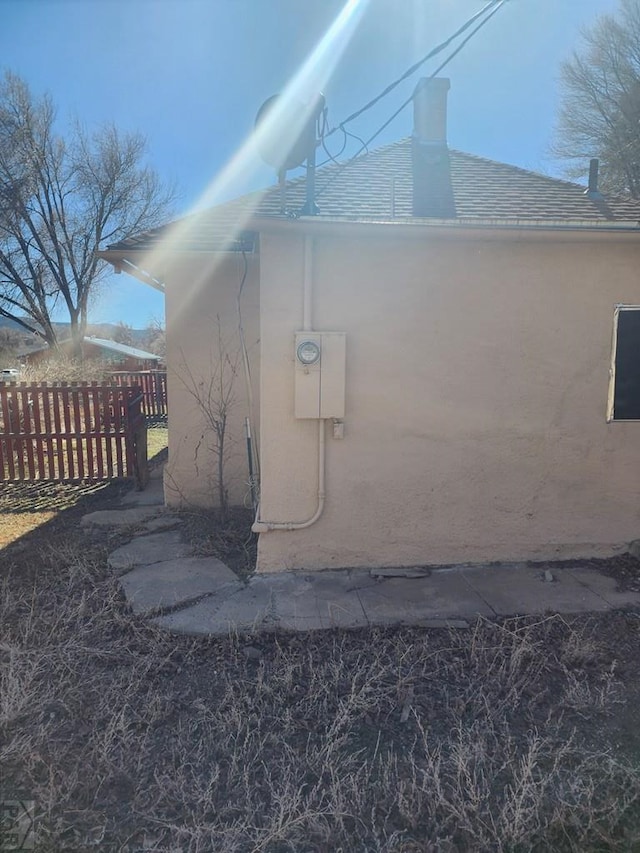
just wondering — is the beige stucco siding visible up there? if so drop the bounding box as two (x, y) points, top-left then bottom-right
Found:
(256, 228), (640, 571)
(162, 252), (260, 509)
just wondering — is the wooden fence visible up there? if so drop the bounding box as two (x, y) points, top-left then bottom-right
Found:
(0, 382), (148, 487)
(110, 371), (167, 419)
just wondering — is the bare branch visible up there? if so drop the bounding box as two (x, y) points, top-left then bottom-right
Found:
(174, 318), (240, 520)
(553, 0), (640, 196)
(0, 70), (177, 352)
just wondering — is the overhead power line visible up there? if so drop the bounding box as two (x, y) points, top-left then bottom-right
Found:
(325, 0), (506, 139)
(312, 0), (509, 206)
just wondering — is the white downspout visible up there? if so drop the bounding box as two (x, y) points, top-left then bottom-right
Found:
(303, 233), (313, 331)
(252, 235), (328, 533)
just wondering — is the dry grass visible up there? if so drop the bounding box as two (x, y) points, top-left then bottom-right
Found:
(19, 355), (113, 384)
(0, 481), (112, 550)
(146, 425), (168, 464)
(181, 505), (257, 578)
(0, 509), (56, 548)
(2, 517), (640, 851)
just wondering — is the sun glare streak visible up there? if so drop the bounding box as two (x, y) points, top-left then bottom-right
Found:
(140, 0), (369, 297)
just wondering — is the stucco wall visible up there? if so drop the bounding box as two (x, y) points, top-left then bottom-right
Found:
(162, 252), (260, 509)
(256, 227), (640, 571)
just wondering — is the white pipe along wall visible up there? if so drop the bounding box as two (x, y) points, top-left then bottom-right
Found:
(252, 234), (329, 533)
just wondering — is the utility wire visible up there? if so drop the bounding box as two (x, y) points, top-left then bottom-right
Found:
(318, 127), (348, 168)
(316, 114), (369, 168)
(313, 0), (508, 205)
(325, 0), (504, 139)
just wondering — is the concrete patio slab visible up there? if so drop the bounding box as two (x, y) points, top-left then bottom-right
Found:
(120, 556), (242, 615)
(151, 571), (369, 635)
(460, 565), (611, 615)
(107, 472), (640, 636)
(152, 581), (277, 635)
(565, 567), (640, 609)
(120, 477), (165, 507)
(81, 507), (160, 528)
(151, 597), (238, 635)
(138, 558), (640, 636)
(273, 571), (368, 630)
(108, 530), (191, 571)
(355, 569), (494, 625)
(413, 618), (471, 629)
(212, 580), (283, 629)
(140, 514), (184, 533)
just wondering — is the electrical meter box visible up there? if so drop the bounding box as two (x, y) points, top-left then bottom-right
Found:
(294, 331), (346, 419)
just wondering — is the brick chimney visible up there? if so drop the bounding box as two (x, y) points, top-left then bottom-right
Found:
(412, 77), (456, 218)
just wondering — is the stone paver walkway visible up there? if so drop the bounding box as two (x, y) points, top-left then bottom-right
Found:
(82, 467), (640, 636)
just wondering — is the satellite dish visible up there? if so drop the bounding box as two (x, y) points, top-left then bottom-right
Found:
(254, 93), (322, 173)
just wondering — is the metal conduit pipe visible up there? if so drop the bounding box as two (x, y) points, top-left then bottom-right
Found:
(303, 233), (313, 331)
(252, 418), (326, 532)
(252, 235), (328, 533)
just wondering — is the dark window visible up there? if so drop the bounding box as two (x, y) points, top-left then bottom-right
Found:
(610, 306), (640, 420)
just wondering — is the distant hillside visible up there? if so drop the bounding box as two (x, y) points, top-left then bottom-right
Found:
(0, 316), (30, 331)
(0, 316), (149, 343)
(1, 317), (156, 365)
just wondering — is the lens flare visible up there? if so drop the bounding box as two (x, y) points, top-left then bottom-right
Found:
(139, 0), (369, 317)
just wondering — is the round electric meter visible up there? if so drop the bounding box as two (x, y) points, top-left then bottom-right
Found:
(296, 340), (321, 366)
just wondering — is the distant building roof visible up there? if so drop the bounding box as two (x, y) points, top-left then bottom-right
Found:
(104, 141), (640, 255)
(83, 337), (162, 361)
(25, 336), (162, 362)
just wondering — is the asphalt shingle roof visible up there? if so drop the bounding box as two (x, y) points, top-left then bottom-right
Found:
(106, 140), (640, 253)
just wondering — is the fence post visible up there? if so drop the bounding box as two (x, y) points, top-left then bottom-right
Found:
(123, 386), (149, 490)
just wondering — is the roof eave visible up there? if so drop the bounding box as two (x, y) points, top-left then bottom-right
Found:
(246, 214), (640, 240)
(96, 250), (166, 292)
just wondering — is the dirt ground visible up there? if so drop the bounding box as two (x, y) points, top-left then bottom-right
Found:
(0, 426), (167, 551)
(2, 482), (640, 851)
(0, 480), (113, 549)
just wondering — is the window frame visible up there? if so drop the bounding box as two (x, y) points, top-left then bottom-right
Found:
(607, 304), (640, 422)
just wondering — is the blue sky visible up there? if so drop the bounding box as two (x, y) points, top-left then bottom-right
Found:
(3, 0), (619, 328)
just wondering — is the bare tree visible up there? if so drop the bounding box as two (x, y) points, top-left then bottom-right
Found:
(112, 321), (135, 346)
(554, 0), (640, 196)
(142, 317), (166, 359)
(0, 325), (23, 362)
(0, 71), (175, 352)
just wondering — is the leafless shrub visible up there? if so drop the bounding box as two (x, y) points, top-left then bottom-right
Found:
(172, 317), (242, 522)
(20, 354), (112, 384)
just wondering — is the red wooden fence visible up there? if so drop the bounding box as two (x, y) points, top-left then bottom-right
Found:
(110, 371), (167, 419)
(0, 382), (148, 486)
